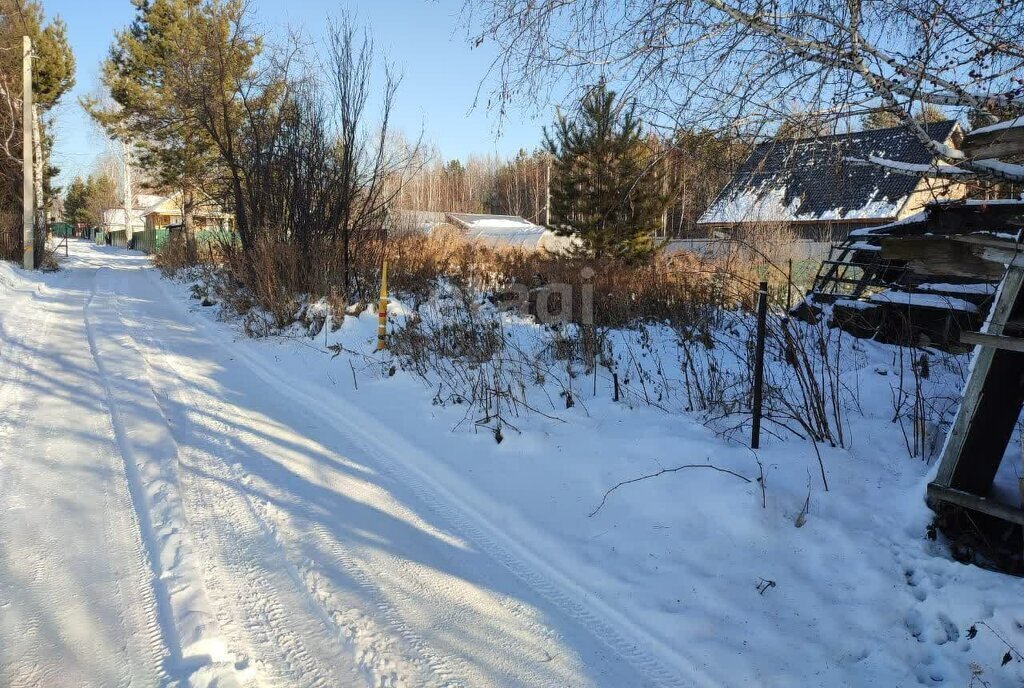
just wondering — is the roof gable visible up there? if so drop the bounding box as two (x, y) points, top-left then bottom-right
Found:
(698, 120), (959, 225)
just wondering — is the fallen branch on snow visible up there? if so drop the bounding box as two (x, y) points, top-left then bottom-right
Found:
(589, 462), (752, 517)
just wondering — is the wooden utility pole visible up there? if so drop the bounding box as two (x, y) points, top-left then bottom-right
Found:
(121, 139), (133, 244)
(22, 35), (34, 270)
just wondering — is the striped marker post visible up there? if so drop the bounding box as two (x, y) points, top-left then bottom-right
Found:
(376, 260), (389, 351)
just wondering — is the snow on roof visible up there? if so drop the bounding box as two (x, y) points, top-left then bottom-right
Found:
(916, 282), (996, 296)
(445, 213), (577, 253)
(101, 208), (146, 227)
(971, 116), (1024, 137)
(972, 158), (1024, 179)
(955, 197), (1024, 206)
(867, 290), (979, 313)
(135, 194), (166, 212)
(845, 155), (971, 177)
(446, 213), (540, 230)
(848, 210), (928, 236)
(699, 120), (960, 226)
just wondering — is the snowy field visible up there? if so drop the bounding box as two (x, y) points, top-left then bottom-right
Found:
(1, 239), (1024, 687)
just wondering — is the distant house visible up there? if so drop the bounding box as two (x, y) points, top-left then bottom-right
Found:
(696, 121), (967, 241)
(445, 213), (576, 253)
(141, 192), (233, 233)
(100, 207), (146, 237)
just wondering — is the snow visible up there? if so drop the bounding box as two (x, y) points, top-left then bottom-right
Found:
(462, 223), (571, 252)
(701, 183), (902, 225)
(959, 197), (1024, 206)
(972, 158), (1024, 180)
(4, 241), (1024, 687)
(832, 297), (877, 310)
(460, 217), (537, 229)
(398, 212), (579, 253)
(971, 116), (1024, 136)
(845, 155), (971, 176)
(868, 290), (980, 312)
(917, 282), (997, 296)
(848, 210), (928, 236)
(848, 240), (881, 251)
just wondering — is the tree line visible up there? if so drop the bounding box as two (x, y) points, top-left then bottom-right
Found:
(69, 0), (1016, 277)
(79, 0), (752, 275)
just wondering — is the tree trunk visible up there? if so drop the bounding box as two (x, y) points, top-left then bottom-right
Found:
(182, 186), (197, 262)
(229, 170), (250, 252)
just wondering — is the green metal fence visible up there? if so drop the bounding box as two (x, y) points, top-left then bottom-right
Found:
(132, 228), (170, 254)
(50, 222), (74, 238)
(91, 226), (236, 254)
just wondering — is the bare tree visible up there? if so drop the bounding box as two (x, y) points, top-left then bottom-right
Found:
(466, 0), (1024, 182)
(213, 12), (420, 299)
(326, 16), (419, 294)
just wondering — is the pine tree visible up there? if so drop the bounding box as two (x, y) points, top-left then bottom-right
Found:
(544, 83), (666, 260)
(63, 177), (89, 225)
(85, 0), (260, 254)
(64, 173), (117, 227)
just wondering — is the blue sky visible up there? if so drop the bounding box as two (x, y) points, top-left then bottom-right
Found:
(47, 0), (549, 188)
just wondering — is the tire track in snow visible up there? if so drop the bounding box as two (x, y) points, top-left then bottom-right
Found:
(122, 299), (438, 688)
(0, 269), (164, 688)
(110, 288), (370, 688)
(85, 269), (241, 687)
(123, 282), (577, 686)
(77, 270), (175, 688)
(146, 269), (696, 686)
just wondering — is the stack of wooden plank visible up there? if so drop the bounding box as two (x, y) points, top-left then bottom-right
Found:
(798, 200), (1021, 348)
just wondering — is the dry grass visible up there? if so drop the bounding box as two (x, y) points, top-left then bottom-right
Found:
(384, 229), (729, 330)
(151, 223), (848, 449)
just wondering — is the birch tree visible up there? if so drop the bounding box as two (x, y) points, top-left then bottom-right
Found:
(467, 0), (1024, 183)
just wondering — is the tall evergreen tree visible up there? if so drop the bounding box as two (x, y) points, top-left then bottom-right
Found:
(0, 0), (74, 260)
(544, 83), (666, 260)
(63, 172), (117, 227)
(63, 177), (89, 225)
(85, 0), (259, 254)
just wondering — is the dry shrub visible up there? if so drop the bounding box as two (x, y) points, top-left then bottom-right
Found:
(385, 230), (724, 330)
(152, 235), (191, 276)
(218, 237), (301, 330)
(385, 229), (848, 448)
(153, 222), (846, 448)
(386, 227), (487, 306)
(0, 210), (19, 262)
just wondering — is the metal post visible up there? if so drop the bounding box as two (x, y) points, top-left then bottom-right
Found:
(22, 36), (33, 270)
(786, 258), (793, 309)
(751, 281), (768, 449)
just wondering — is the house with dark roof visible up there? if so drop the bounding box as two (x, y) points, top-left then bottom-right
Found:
(697, 121), (966, 241)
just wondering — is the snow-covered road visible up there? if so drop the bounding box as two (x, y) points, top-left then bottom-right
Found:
(0, 241), (680, 687)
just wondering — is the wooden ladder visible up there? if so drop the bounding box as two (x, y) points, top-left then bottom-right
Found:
(929, 263), (1024, 526)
